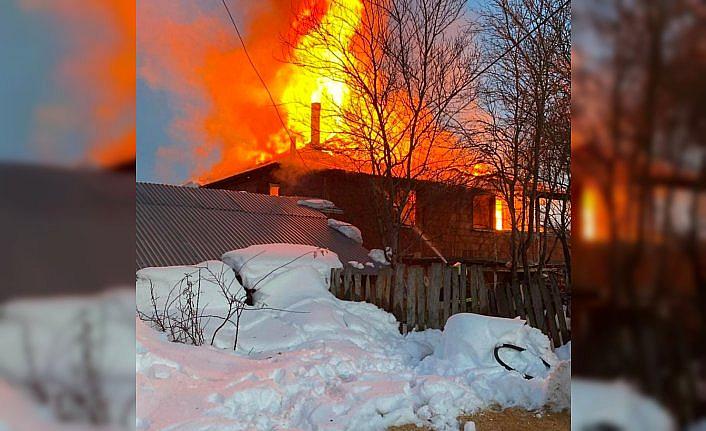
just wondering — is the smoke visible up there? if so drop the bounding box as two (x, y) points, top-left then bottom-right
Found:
(19, 0), (136, 168)
(137, 0), (322, 183)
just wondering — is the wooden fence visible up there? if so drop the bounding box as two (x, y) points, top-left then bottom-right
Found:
(330, 263), (570, 347)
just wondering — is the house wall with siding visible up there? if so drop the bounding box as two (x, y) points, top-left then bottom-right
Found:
(207, 165), (565, 265)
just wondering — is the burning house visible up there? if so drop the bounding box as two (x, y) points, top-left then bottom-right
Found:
(204, 103), (568, 271)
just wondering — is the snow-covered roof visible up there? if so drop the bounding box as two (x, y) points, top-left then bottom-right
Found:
(136, 182), (373, 270)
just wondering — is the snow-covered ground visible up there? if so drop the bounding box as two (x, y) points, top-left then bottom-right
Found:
(136, 246), (570, 431)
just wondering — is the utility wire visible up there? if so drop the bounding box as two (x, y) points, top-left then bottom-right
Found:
(220, 0), (568, 168)
(220, 0), (310, 168)
(470, 0), (570, 82)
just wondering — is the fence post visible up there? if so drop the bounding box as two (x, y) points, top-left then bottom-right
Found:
(442, 266), (452, 324)
(364, 275), (372, 303)
(528, 278), (545, 332)
(330, 268), (341, 298)
(343, 269), (352, 300)
(459, 265), (468, 313)
(451, 267), (460, 316)
(477, 268), (489, 314)
(393, 265), (406, 323)
(416, 267), (426, 330)
(495, 283), (510, 317)
(505, 282), (516, 317)
(406, 266), (418, 330)
(539, 276), (561, 347)
(469, 266), (480, 313)
(549, 274), (570, 344)
(427, 263), (443, 328)
(354, 273), (362, 301)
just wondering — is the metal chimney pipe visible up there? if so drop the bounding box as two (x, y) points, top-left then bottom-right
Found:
(311, 102), (321, 147)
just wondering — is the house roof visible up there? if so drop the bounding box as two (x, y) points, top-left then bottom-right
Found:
(136, 182), (373, 270)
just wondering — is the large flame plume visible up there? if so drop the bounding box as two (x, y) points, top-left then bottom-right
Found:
(138, 0), (363, 183)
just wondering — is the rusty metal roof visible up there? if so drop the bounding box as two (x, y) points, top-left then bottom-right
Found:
(136, 182), (372, 269)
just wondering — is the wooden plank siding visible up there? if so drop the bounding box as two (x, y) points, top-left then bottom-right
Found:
(330, 264), (570, 347)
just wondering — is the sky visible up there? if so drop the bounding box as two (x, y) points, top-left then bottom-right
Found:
(0, 1), (64, 164)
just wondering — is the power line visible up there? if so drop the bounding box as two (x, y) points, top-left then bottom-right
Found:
(220, 0), (310, 168)
(470, 0), (570, 82)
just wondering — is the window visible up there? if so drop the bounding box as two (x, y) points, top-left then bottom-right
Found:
(472, 194), (493, 230)
(268, 183), (280, 196)
(495, 197), (504, 230)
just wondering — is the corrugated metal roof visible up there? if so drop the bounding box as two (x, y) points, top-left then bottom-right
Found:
(136, 183), (372, 270)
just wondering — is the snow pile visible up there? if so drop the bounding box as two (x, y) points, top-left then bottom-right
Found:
(0, 289), (134, 428)
(572, 379), (674, 430)
(137, 266), (455, 430)
(327, 218), (363, 244)
(555, 341), (570, 361)
(368, 248), (390, 265)
(419, 313), (569, 410)
(222, 243), (342, 289)
(136, 260), (245, 306)
(297, 198), (336, 210)
(348, 260), (365, 270)
(136, 260), (246, 349)
(137, 261), (571, 430)
(435, 314), (553, 379)
(251, 265), (332, 308)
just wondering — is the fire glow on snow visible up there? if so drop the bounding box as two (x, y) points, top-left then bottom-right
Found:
(135, 244), (570, 430)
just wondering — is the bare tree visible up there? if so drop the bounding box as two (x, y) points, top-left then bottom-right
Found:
(472, 0), (570, 284)
(288, 0), (481, 264)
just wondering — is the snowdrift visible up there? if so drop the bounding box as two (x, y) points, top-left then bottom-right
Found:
(136, 254), (571, 430)
(221, 243), (342, 289)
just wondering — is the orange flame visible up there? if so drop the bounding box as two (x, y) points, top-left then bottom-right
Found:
(138, 0), (363, 182)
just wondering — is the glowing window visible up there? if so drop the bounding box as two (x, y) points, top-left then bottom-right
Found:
(269, 183), (280, 196)
(495, 198), (504, 231)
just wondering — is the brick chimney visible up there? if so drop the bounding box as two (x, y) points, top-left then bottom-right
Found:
(310, 102), (321, 147)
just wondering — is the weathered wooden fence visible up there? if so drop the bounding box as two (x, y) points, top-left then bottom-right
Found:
(330, 263), (570, 347)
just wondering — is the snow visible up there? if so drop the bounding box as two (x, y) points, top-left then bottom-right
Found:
(368, 248), (390, 265)
(433, 314), (555, 379)
(0, 289), (134, 428)
(136, 259), (571, 430)
(328, 218), (363, 244)
(463, 422), (476, 431)
(555, 341), (571, 361)
(251, 265), (332, 308)
(418, 314), (569, 411)
(297, 198), (336, 210)
(572, 379), (675, 431)
(136, 260), (246, 349)
(348, 260), (365, 270)
(221, 243), (342, 289)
